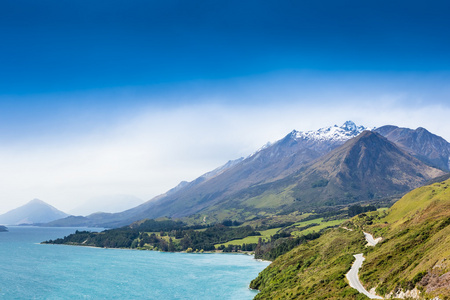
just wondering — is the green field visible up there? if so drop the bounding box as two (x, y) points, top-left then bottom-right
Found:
(215, 227), (281, 247)
(291, 218), (347, 236)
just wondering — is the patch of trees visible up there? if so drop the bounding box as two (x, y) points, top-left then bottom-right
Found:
(178, 225), (260, 251)
(221, 219), (242, 226)
(348, 204), (377, 217)
(311, 179), (329, 188)
(254, 232), (321, 261)
(217, 243), (257, 252)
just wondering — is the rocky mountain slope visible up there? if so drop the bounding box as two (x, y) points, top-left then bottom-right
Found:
(0, 199), (69, 225)
(200, 131), (444, 220)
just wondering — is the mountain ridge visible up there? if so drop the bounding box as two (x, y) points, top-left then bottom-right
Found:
(374, 125), (450, 171)
(202, 131), (444, 218)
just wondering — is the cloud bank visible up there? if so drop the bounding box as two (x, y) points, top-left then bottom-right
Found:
(0, 72), (449, 214)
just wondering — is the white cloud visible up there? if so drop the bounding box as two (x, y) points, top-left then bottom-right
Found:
(0, 73), (449, 214)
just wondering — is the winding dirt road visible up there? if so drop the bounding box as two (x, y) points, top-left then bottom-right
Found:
(346, 232), (383, 299)
(364, 231), (383, 246)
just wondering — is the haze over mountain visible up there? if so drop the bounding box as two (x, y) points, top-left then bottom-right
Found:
(46, 122), (448, 228)
(0, 199), (69, 225)
(69, 194), (144, 216)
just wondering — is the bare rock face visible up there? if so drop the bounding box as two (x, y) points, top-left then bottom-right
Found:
(420, 259), (450, 296)
(423, 272), (450, 294)
(386, 287), (421, 299)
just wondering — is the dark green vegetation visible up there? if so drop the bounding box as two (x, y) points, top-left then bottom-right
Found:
(347, 204), (377, 217)
(44, 219), (261, 252)
(254, 232), (321, 261)
(0, 225), (7, 232)
(250, 179), (450, 299)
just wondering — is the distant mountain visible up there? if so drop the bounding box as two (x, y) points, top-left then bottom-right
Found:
(46, 122), (448, 228)
(0, 199), (69, 225)
(69, 194), (145, 216)
(0, 225), (7, 232)
(375, 125), (450, 171)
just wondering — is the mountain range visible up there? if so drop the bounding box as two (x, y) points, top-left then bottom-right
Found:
(46, 121), (449, 228)
(0, 199), (69, 225)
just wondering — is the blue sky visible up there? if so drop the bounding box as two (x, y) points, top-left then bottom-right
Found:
(0, 0), (449, 214)
(2, 0), (450, 94)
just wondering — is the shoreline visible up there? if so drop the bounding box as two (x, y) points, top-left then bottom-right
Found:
(41, 241), (273, 262)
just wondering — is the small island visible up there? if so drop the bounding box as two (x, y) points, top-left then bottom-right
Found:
(0, 225), (8, 232)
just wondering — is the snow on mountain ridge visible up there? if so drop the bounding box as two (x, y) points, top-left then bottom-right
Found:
(294, 121), (369, 142)
(247, 121), (369, 159)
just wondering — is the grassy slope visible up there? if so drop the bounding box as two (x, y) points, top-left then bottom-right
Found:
(360, 179), (450, 299)
(250, 228), (367, 299)
(216, 228), (280, 247)
(251, 179), (450, 299)
(291, 218), (347, 236)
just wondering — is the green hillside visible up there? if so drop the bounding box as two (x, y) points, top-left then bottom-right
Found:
(360, 179), (450, 298)
(251, 179), (450, 299)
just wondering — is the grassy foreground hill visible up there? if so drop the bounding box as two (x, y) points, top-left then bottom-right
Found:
(250, 179), (450, 299)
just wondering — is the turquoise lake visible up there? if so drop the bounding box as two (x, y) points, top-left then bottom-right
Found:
(0, 227), (270, 299)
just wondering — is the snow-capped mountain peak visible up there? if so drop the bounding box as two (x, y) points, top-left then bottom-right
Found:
(294, 121), (368, 142)
(247, 121), (369, 160)
(341, 120), (357, 131)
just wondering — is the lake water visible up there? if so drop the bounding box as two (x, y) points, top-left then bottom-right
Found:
(0, 227), (270, 299)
